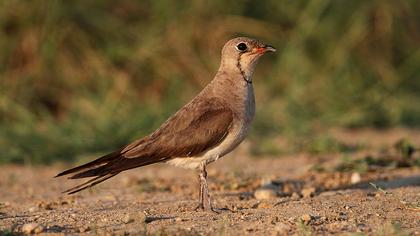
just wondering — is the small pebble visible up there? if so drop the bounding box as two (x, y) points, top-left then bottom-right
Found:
(246, 227), (254, 232)
(257, 202), (271, 209)
(357, 223), (367, 232)
(319, 191), (337, 197)
(138, 212), (148, 223)
(254, 188), (277, 200)
(271, 216), (280, 223)
(338, 212), (348, 220)
(123, 214), (134, 224)
(367, 192), (376, 197)
(28, 207), (37, 213)
(230, 182), (239, 190)
(125, 211), (148, 223)
(60, 200), (70, 205)
(104, 195), (117, 202)
(350, 172), (361, 184)
(301, 187), (316, 198)
(301, 214), (312, 222)
(37, 201), (53, 210)
(22, 223), (44, 234)
(291, 192), (301, 200)
(79, 226), (90, 233)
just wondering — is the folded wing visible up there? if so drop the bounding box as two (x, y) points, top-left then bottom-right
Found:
(56, 98), (233, 194)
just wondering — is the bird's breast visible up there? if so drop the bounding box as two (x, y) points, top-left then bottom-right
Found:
(204, 84), (256, 161)
(234, 84), (255, 144)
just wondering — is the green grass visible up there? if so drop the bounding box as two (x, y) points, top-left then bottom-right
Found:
(0, 0), (419, 164)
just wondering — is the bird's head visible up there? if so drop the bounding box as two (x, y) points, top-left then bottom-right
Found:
(219, 37), (276, 82)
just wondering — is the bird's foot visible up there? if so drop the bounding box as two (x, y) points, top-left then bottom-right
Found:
(194, 203), (220, 213)
(194, 203), (203, 211)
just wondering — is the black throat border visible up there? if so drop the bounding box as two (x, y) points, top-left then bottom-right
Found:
(237, 53), (252, 84)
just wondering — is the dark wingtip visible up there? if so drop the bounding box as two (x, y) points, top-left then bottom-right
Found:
(54, 165), (90, 178)
(68, 175), (80, 179)
(54, 173), (63, 178)
(61, 189), (78, 195)
(66, 190), (79, 195)
(54, 170), (70, 178)
(62, 189), (77, 195)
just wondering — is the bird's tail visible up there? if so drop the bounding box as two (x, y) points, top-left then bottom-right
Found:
(55, 150), (124, 194)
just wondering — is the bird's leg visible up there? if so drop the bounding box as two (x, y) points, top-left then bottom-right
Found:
(197, 172), (205, 209)
(196, 164), (213, 211)
(201, 166), (212, 210)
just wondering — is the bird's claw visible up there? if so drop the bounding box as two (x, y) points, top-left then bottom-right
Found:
(194, 204), (220, 213)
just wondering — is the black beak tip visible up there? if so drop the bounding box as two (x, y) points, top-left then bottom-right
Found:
(264, 45), (276, 52)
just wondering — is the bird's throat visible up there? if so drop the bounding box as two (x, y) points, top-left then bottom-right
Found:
(237, 55), (252, 84)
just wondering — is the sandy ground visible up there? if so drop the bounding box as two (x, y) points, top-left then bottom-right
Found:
(0, 129), (419, 235)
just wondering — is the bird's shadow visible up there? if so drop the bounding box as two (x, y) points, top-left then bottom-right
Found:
(215, 174), (420, 199)
(337, 175), (420, 191)
(144, 215), (175, 223)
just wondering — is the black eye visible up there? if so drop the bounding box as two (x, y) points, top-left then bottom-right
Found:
(236, 43), (247, 52)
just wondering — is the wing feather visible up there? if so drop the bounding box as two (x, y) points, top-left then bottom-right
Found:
(56, 97), (233, 194)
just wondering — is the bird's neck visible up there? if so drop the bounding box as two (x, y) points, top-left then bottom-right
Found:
(206, 68), (254, 107)
(220, 53), (260, 85)
(218, 63), (255, 85)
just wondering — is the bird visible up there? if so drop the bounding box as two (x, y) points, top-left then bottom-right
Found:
(56, 37), (276, 211)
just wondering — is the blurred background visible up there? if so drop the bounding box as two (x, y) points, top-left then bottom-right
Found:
(0, 0), (419, 164)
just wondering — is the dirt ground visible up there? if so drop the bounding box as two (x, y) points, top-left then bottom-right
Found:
(0, 129), (419, 235)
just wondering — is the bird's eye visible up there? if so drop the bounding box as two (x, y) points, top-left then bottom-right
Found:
(236, 43), (247, 52)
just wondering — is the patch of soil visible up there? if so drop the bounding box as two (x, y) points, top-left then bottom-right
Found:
(0, 129), (419, 235)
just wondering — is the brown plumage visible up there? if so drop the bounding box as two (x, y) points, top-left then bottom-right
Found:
(56, 37), (275, 210)
(56, 98), (233, 192)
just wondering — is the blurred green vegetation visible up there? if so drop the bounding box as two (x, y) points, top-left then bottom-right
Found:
(0, 0), (419, 164)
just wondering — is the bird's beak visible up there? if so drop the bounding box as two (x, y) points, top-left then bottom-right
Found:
(255, 45), (276, 54)
(263, 45), (276, 53)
